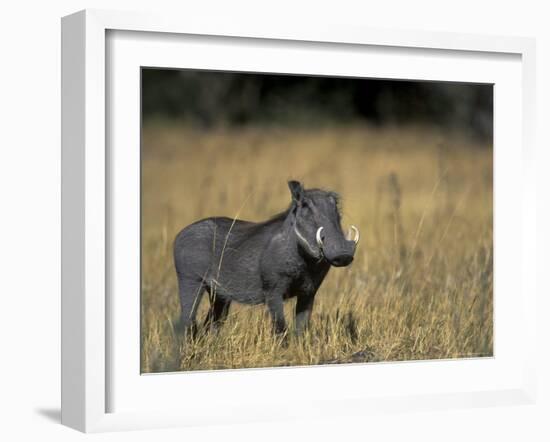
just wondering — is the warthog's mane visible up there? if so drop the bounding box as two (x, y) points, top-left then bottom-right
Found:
(261, 188), (342, 227)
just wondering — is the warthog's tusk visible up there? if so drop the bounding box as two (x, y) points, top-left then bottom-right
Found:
(316, 227), (324, 248)
(347, 225), (360, 244)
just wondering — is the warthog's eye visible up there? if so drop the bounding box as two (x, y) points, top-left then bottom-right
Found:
(301, 199), (312, 212)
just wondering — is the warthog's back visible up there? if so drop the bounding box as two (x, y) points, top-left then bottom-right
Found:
(173, 216), (283, 303)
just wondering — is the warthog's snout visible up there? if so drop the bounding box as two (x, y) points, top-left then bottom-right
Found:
(316, 225), (359, 267)
(326, 240), (356, 267)
(329, 252), (354, 267)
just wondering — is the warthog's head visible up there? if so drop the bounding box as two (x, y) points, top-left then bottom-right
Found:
(289, 180), (359, 267)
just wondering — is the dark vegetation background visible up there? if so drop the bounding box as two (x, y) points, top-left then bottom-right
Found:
(141, 68), (493, 372)
(142, 69), (493, 141)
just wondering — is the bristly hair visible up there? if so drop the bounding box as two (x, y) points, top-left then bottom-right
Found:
(261, 186), (342, 226)
(304, 188), (341, 200)
(263, 207), (292, 225)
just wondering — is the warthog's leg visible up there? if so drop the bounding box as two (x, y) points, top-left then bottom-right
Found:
(266, 289), (287, 335)
(295, 294), (315, 336)
(203, 296), (231, 332)
(177, 276), (205, 336)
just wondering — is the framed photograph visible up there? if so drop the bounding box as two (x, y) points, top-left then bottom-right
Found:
(61, 9), (537, 432)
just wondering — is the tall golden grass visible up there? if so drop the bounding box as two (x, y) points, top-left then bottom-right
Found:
(141, 123), (493, 373)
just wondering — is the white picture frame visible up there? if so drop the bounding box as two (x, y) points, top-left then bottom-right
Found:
(61, 9), (537, 433)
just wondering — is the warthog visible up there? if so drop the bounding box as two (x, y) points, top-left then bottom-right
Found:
(173, 181), (359, 336)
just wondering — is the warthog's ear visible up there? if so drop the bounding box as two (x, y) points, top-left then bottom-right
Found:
(288, 180), (304, 204)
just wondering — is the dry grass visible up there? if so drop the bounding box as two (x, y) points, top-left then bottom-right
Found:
(141, 123), (493, 373)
